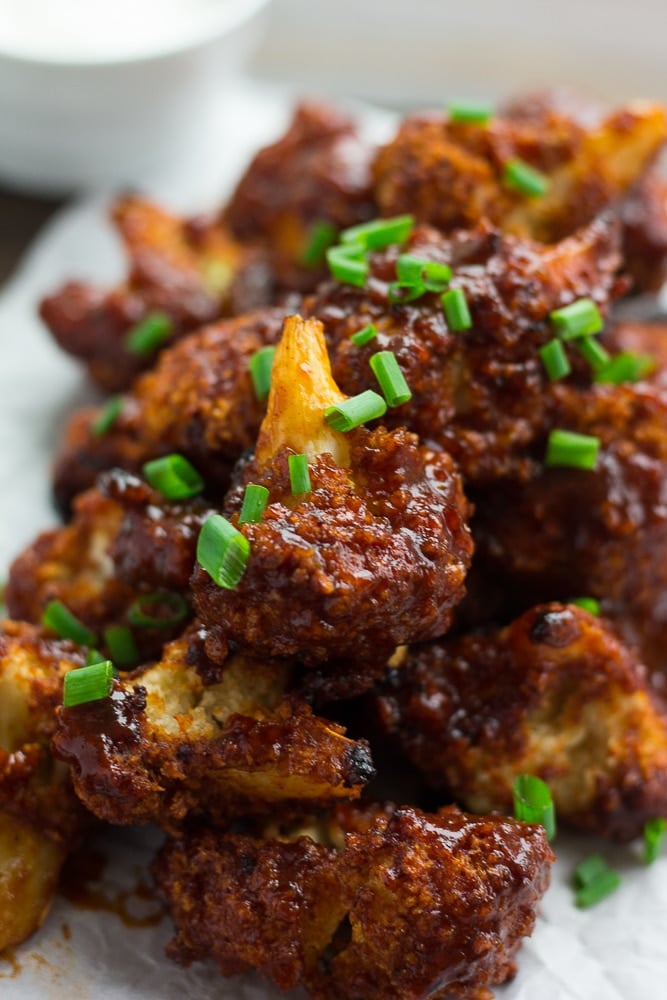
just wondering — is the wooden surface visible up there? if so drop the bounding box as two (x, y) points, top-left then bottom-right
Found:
(0, 187), (63, 288)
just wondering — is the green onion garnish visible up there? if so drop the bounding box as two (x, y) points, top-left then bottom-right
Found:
(388, 281), (429, 305)
(503, 158), (550, 197)
(288, 454), (312, 496)
(396, 254), (452, 291)
(643, 817), (667, 864)
(197, 514), (250, 590)
(125, 311), (173, 357)
(549, 298), (603, 340)
(512, 774), (556, 840)
(448, 100), (494, 125)
(42, 601), (97, 647)
(127, 592), (188, 628)
(369, 351), (412, 407)
(594, 351), (655, 385)
(326, 244), (369, 287)
(570, 597), (600, 616)
(301, 220), (338, 267)
(539, 339), (571, 381)
(63, 661), (114, 708)
(340, 214), (414, 251)
(324, 390), (387, 432)
(249, 346), (276, 401)
(92, 396), (123, 438)
(545, 429), (600, 470)
(441, 288), (472, 331)
(575, 336), (611, 371)
(85, 649), (105, 666)
(142, 454), (204, 500)
(103, 626), (140, 668)
(573, 854), (621, 908)
(238, 483), (270, 525)
(350, 324), (378, 347)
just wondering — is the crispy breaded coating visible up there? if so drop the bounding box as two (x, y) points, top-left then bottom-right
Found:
(465, 382), (667, 678)
(40, 195), (270, 392)
(373, 100), (667, 245)
(193, 317), (473, 666)
(0, 621), (91, 950)
(378, 604), (667, 841)
(52, 626), (374, 832)
(154, 802), (552, 1000)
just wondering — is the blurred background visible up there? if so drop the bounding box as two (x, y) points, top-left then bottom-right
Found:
(1, 0), (665, 285)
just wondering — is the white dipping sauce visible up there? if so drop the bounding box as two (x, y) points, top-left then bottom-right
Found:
(0, 0), (225, 61)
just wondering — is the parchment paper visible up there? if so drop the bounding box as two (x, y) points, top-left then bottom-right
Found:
(1, 80), (666, 1000)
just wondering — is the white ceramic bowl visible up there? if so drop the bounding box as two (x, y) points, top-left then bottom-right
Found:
(0, 0), (272, 194)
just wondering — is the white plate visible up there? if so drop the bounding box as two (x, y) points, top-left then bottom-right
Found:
(1, 81), (666, 1000)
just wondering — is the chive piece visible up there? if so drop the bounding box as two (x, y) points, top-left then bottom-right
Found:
(644, 817), (667, 864)
(396, 254), (452, 290)
(127, 592), (189, 628)
(302, 220), (338, 267)
(512, 774), (556, 840)
(442, 288), (472, 331)
(63, 661), (114, 708)
(549, 298), (603, 340)
(545, 430), (600, 470)
(369, 351), (412, 407)
(249, 346), (276, 401)
(388, 281), (427, 305)
(238, 484), (270, 525)
(573, 854), (621, 908)
(125, 311), (173, 357)
(539, 339), (571, 381)
(340, 214), (414, 251)
(42, 601), (97, 647)
(85, 649), (105, 666)
(92, 396), (123, 438)
(396, 254), (429, 284)
(143, 454), (204, 500)
(570, 597), (600, 616)
(594, 351), (656, 385)
(350, 324), (378, 347)
(324, 390), (387, 432)
(448, 100), (494, 125)
(576, 336), (611, 371)
(503, 158), (550, 197)
(326, 244), (369, 287)
(103, 626), (140, 668)
(197, 515), (250, 590)
(288, 454), (312, 496)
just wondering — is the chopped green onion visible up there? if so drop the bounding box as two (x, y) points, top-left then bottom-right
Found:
(512, 774), (556, 840)
(549, 298), (603, 340)
(85, 649), (105, 666)
(573, 854), (621, 908)
(643, 817), (667, 864)
(503, 158), (550, 197)
(125, 311), (173, 357)
(539, 339), (571, 381)
(350, 324), (378, 347)
(301, 220), (338, 267)
(128, 592), (188, 628)
(42, 601), (97, 647)
(63, 661), (114, 708)
(442, 287), (472, 331)
(396, 254), (452, 290)
(545, 429), (600, 470)
(143, 454), (204, 500)
(324, 390), (387, 432)
(238, 484), (270, 525)
(103, 626), (140, 668)
(594, 351), (655, 385)
(340, 214), (414, 251)
(388, 281), (428, 305)
(369, 351), (412, 407)
(288, 454), (312, 496)
(249, 346), (276, 401)
(448, 100), (494, 125)
(576, 336), (611, 371)
(570, 597), (600, 616)
(92, 396), (123, 438)
(197, 515), (250, 590)
(326, 244), (368, 287)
